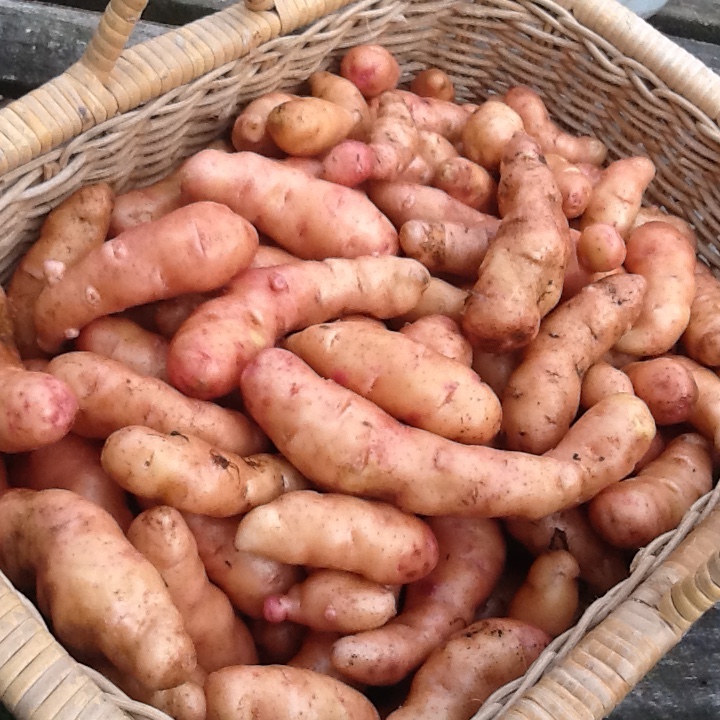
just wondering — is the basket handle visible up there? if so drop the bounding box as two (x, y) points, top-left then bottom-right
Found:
(500, 504), (720, 719)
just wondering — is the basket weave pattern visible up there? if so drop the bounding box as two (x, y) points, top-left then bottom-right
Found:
(0, 1), (719, 719)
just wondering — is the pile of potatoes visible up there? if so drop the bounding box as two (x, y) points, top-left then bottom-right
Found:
(1, 42), (719, 720)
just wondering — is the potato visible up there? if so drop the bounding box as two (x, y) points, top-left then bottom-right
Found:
(392, 276), (468, 325)
(309, 71), (371, 140)
(507, 550), (580, 637)
(394, 153), (434, 184)
(206, 665), (379, 720)
(0, 456), (8, 495)
(285, 321), (501, 445)
(682, 261), (720, 366)
(0, 489), (196, 690)
(504, 85), (607, 165)
(167, 256), (430, 399)
(630, 205), (697, 249)
(432, 156), (497, 214)
(502, 274), (646, 454)
(181, 150), (398, 259)
(614, 221), (696, 356)
(416, 130), (458, 173)
(249, 619), (306, 665)
(461, 99), (524, 170)
(462, 133), (570, 352)
(368, 91), (419, 180)
(331, 517), (505, 686)
(410, 68), (455, 102)
(580, 361), (635, 409)
(386, 619), (550, 720)
(399, 315), (472, 366)
(7, 183), (113, 358)
(321, 140), (374, 187)
(340, 44), (401, 98)
(624, 357), (699, 425)
(76, 315), (168, 380)
(102, 426), (305, 516)
(589, 433), (713, 549)
(128, 506), (258, 672)
(47, 351), (267, 456)
(392, 90), (469, 142)
(34, 201), (259, 353)
(235, 490), (439, 585)
(544, 153), (593, 219)
(7, 433), (133, 532)
(231, 91), (296, 156)
(561, 228), (618, 301)
(109, 172), (183, 236)
(471, 349), (521, 399)
(576, 223), (626, 272)
(183, 512), (302, 619)
(239, 349), (585, 518)
(289, 632), (358, 686)
(264, 570), (398, 633)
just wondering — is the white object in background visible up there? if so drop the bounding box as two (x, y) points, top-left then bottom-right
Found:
(618, 0), (669, 17)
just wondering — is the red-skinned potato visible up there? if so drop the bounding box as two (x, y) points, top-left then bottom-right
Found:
(368, 91), (419, 180)
(682, 261), (720, 367)
(576, 223), (626, 272)
(544, 153), (593, 219)
(580, 361), (635, 410)
(321, 140), (374, 187)
(392, 90), (469, 142)
(340, 44), (400, 98)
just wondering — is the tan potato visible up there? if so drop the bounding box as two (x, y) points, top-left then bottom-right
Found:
(394, 154), (434, 184)
(461, 99), (524, 170)
(102, 426), (305, 516)
(561, 228), (619, 301)
(507, 551), (580, 637)
(367, 181), (501, 229)
(682, 261), (720, 366)
(240, 349), (584, 518)
(624, 357), (699, 425)
(206, 665), (379, 720)
(386, 619), (550, 720)
(284, 321), (501, 445)
(398, 219), (497, 277)
(544, 153), (593, 219)
(580, 156), (656, 237)
(614, 222), (696, 356)
(7, 183), (114, 358)
(506, 507), (629, 595)
(34, 202), (259, 353)
(264, 570), (398, 633)
(471, 349), (521, 399)
(589, 433), (713, 549)
(181, 150), (398, 259)
(7, 433), (132, 532)
(47, 351), (267, 456)
(368, 91), (420, 180)
(183, 512), (302, 618)
(321, 140), (375, 187)
(167, 256), (429, 399)
(231, 91), (296, 156)
(392, 276), (468, 325)
(399, 315), (472, 365)
(462, 133), (570, 352)
(235, 491), (439, 585)
(128, 506), (257, 672)
(416, 130), (458, 173)
(331, 517), (505, 686)
(504, 86), (607, 165)
(580, 361), (635, 409)
(0, 489), (196, 690)
(502, 274), (646, 454)
(410, 68), (455, 102)
(76, 316), (168, 380)
(340, 45), (400, 98)
(248, 619), (306, 665)
(576, 223), (626, 272)
(432, 156), (497, 214)
(630, 205), (697, 249)
(309, 71), (371, 140)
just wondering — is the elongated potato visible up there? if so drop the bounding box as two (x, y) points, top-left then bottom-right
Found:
(393, 90), (469, 141)
(47, 351), (267, 456)
(181, 150), (398, 259)
(0, 489), (196, 690)
(7, 183), (114, 358)
(8, 433), (133, 532)
(76, 316), (168, 380)
(235, 490), (439, 585)
(580, 361), (635, 409)
(615, 222), (696, 356)
(416, 130), (458, 172)
(34, 202), (259, 353)
(545, 153), (593, 219)
(285, 321), (501, 445)
(673, 356), (720, 448)
(503, 274), (647, 454)
(399, 315), (472, 366)
(231, 91), (296, 156)
(168, 256), (429, 399)
(331, 517), (505, 686)
(206, 665), (379, 720)
(630, 205), (697, 249)
(183, 512), (302, 618)
(102, 426), (305, 517)
(589, 433), (713, 549)
(153, 292), (214, 339)
(309, 71), (371, 140)
(392, 277), (468, 325)
(368, 91), (419, 180)
(462, 133), (570, 352)
(682, 261), (720, 366)
(432, 156), (497, 214)
(128, 506), (258, 672)
(240, 349), (584, 518)
(462, 99), (525, 170)
(264, 570), (398, 633)
(386, 619), (550, 720)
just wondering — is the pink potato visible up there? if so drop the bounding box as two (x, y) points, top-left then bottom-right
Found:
(322, 140), (374, 186)
(399, 315), (473, 366)
(340, 44), (401, 98)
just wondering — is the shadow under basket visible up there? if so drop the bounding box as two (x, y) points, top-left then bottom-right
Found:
(1, 0), (720, 718)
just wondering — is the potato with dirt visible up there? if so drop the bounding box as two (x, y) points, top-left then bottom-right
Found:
(399, 315), (472, 365)
(0, 489), (196, 690)
(181, 149), (398, 259)
(502, 273), (646, 454)
(462, 133), (570, 352)
(386, 619), (550, 720)
(368, 91), (419, 180)
(432, 156), (497, 214)
(461, 99), (524, 170)
(331, 517), (505, 686)
(235, 490), (439, 585)
(309, 71), (371, 140)
(102, 426), (305, 516)
(682, 261), (720, 367)
(284, 321), (501, 445)
(167, 256), (429, 400)
(34, 201), (259, 353)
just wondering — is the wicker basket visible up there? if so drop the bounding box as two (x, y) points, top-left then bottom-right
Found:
(1, 0), (720, 718)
